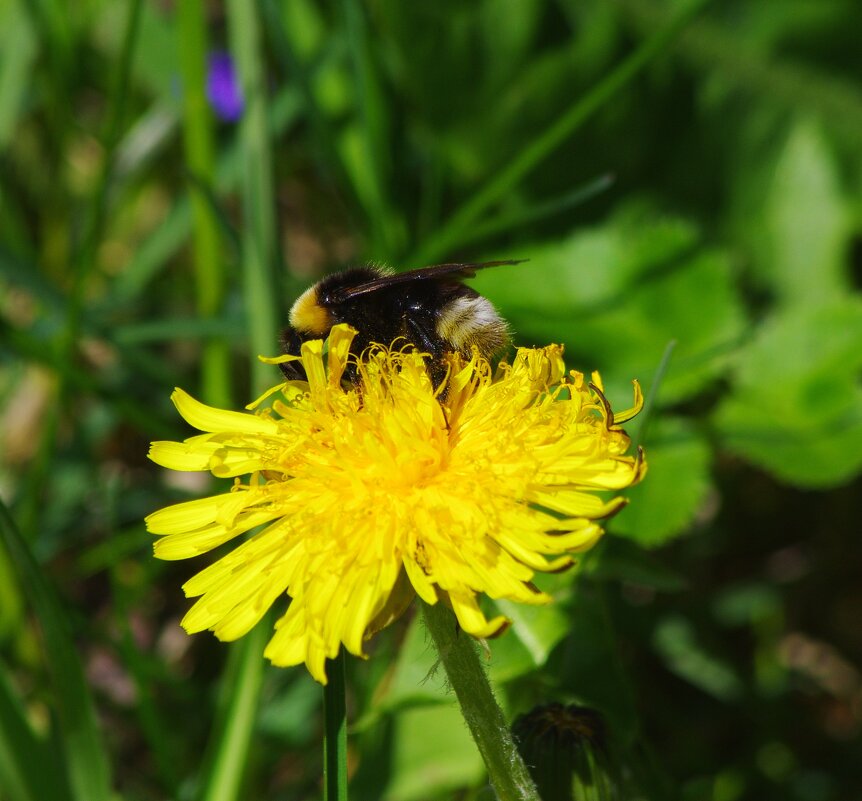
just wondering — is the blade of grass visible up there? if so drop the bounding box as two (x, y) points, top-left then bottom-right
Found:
(0, 243), (189, 389)
(0, 244), (68, 313)
(0, 1), (37, 149)
(260, 0), (358, 226)
(18, 0), (74, 138)
(178, 0), (231, 408)
(0, 499), (112, 801)
(107, 86), (300, 306)
(633, 339), (677, 451)
(0, 546), (23, 642)
(112, 315), (245, 346)
(457, 173), (615, 250)
(195, 4), (282, 800)
(99, 472), (178, 797)
(18, 0), (144, 538)
(323, 652), (348, 801)
(340, 0), (404, 259)
(199, 625), (269, 801)
(227, 0), (280, 393)
(409, 0), (713, 264)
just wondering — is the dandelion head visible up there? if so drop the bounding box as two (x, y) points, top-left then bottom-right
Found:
(146, 325), (645, 683)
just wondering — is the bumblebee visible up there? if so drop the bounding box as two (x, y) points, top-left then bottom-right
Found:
(280, 260), (523, 386)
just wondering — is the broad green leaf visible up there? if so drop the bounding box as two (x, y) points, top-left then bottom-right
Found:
(369, 614), (448, 718)
(473, 210), (701, 314)
(487, 597), (571, 683)
(612, 417), (712, 546)
(0, 502), (112, 801)
(257, 672), (319, 746)
(372, 575), (574, 722)
(473, 207), (746, 403)
(384, 703), (484, 801)
(487, 571), (575, 683)
(765, 120), (851, 306)
(714, 298), (862, 487)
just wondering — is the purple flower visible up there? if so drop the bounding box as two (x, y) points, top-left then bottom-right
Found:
(206, 51), (243, 122)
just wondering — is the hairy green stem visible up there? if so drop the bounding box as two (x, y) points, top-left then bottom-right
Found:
(422, 601), (540, 801)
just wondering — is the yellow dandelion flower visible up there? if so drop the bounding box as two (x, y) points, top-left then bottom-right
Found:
(146, 324), (646, 684)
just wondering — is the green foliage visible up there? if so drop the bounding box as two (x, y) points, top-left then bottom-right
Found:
(1, 0), (861, 799)
(714, 298), (862, 487)
(613, 417), (712, 546)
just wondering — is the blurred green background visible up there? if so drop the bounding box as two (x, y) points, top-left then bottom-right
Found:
(1, 0), (861, 799)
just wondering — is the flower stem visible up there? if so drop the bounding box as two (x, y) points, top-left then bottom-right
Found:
(323, 651), (348, 801)
(422, 601), (540, 801)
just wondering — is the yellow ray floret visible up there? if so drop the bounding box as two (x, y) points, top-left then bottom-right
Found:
(146, 324), (646, 684)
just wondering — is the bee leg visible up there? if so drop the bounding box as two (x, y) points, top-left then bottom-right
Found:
(402, 315), (449, 388)
(278, 327), (309, 381)
(402, 315), (444, 359)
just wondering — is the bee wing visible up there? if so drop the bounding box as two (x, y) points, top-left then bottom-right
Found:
(338, 259), (526, 300)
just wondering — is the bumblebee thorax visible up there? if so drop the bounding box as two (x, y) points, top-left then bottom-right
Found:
(289, 285), (332, 334)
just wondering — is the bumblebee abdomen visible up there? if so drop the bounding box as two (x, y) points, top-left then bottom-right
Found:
(436, 295), (508, 356)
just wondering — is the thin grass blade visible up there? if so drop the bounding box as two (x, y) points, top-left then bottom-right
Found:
(0, 500), (112, 801)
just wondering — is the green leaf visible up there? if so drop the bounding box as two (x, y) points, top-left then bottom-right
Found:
(0, 501), (112, 801)
(473, 207), (747, 404)
(370, 614), (449, 717)
(714, 298), (862, 487)
(488, 595), (572, 683)
(764, 120), (851, 306)
(384, 703), (484, 801)
(612, 417), (712, 546)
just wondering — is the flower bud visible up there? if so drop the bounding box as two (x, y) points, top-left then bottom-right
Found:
(513, 703), (620, 801)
